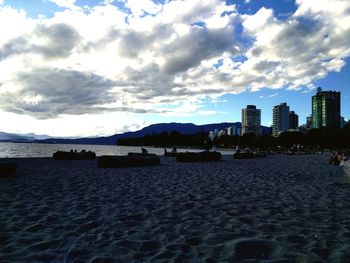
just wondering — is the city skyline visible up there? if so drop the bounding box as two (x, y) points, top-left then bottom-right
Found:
(0, 0), (349, 137)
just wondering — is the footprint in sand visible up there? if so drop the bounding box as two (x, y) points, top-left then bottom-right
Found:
(233, 239), (282, 260)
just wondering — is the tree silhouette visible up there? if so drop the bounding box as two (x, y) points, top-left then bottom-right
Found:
(117, 126), (350, 150)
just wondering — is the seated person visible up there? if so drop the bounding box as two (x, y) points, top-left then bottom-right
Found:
(330, 152), (344, 165)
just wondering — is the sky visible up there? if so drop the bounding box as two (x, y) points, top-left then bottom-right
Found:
(0, 0), (349, 137)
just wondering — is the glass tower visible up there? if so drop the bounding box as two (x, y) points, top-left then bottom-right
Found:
(312, 87), (340, 128)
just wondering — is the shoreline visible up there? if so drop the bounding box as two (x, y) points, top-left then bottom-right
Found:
(0, 142), (215, 159)
(1, 154), (349, 262)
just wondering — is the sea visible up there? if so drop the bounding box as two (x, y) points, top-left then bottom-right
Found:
(0, 142), (234, 158)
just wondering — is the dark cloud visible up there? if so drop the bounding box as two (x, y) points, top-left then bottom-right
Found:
(250, 47), (264, 57)
(0, 23), (80, 61)
(0, 68), (116, 118)
(115, 63), (226, 101)
(0, 67), (169, 118)
(267, 14), (349, 68)
(116, 23), (174, 58)
(108, 107), (167, 114)
(161, 26), (238, 74)
(83, 23), (175, 56)
(253, 60), (280, 72)
(0, 37), (29, 61)
(33, 23), (81, 58)
(274, 18), (325, 60)
(119, 64), (175, 96)
(117, 30), (151, 58)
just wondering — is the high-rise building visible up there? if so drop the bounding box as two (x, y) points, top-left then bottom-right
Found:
(289, 111), (299, 129)
(340, 116), (346, 128)
(312, 87), (341, 128)
(306, 115), (313, 129)
(272, 103), (290, 137)
(241, 105), (261, 136)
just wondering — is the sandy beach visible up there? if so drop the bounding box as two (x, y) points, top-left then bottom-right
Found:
(1, 154), (349, 262)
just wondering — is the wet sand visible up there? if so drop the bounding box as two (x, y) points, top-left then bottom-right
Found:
(0, 154), (349, 262)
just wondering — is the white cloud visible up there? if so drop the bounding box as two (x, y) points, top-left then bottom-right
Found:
(243, 7), (275, 34)
(102, 0), (115, 4)
(47, 0), (78, 9)
(237, 0), (350, 91)
(0, 7), (35, 45)
(259, 93), (279, 99)
(0, 110), (148, 137)
(197, 110), (218, 116)
(124, 0), (161, 17)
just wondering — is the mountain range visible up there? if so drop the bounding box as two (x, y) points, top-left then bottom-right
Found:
(0, 122), (272, 145)
(0, 132), (51, 142)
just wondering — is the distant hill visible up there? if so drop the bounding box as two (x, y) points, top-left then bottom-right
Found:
(21, 133), (52, 140)
(0, 132), (37, 142)
(35, 122), (272, 145)
(0, 131), (53, 142)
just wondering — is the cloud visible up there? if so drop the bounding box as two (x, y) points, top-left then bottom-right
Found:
(33, 23), (81, 58)
(0, 6), (36, 46)
(0, 68), (117, 118)
(239, 0), (350, 90)
(124, 0), (161, 17)
(47, 0), (77, 9)
(0, 66), (171, 118)
(160, 25), (239, 74)
(0, 22), (80, 60)
(0, 37), (29, 61)
(0, 110), (150, 137)
(0, 0), (349, 124)
(260, 93), (279, 99)
(102, 0), (115, 5)
(197, 110), (218, 116)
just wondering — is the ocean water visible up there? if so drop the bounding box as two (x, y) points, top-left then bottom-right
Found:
(0, 142), (233, 158)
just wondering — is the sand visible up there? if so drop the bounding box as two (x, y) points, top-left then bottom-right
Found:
(0, 154), (350, 262)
